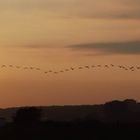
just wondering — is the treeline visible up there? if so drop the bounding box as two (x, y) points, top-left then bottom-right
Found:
(0, 107), (139, 140)
(0, 99), (140, 139)
(1, 99), (140, 122)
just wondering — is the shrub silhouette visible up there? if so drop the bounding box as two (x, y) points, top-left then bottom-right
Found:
(14, 107), (42, 126)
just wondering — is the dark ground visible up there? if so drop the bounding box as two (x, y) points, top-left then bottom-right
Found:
(1, 99), (140, 140)
(0, 121), (140, 140)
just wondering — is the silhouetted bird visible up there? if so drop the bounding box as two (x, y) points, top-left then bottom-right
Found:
(54, 72), (58, 74)
(129, 67), (134, 69)
(1, 65), (6, 68)
(118, 65), (123, 68)
(65, 69), (69, 71)
(91, 65), (95, 68)
(70, 67), (74, 70)
(36, 68), (40, 70)
(78, 67), (83, 69)
(97, 65), (101, 67)
(23, 67), (28, 69)
(9, 65), (13, 67)
(105, 65), (109, 68)
(136, 67), (140, 70)
(85, 66), (89, 69)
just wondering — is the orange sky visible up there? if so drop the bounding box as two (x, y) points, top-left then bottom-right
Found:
(0, 0), (140, 107)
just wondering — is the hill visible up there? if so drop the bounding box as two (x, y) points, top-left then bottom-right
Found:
(0, 99), (140, 123)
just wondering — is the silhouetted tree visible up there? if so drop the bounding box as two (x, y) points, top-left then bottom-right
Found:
(14, 107), (42, 126)
(104, 100), (127, 113)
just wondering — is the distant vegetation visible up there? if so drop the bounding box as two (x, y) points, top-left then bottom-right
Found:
(0, 99), (140, 122)
(0, 99), (140, 139)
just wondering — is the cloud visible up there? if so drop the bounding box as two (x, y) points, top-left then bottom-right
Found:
(69, 41), (140, 55)
(0, 0), (140, 19)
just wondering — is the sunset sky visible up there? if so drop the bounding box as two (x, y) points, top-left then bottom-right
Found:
(0, 0), (140, 107)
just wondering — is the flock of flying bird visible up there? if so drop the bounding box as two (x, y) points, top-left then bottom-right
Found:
(0, 64), (140, 76)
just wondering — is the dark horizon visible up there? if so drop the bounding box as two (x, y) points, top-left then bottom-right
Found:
(0, 98), (139, 122)
(0, 98), (139, 109)
(0, 98), (140, 140)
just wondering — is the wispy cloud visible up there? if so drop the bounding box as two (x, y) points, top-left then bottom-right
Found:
(69, 41), (140, 54)
(0, 0), (140, 19)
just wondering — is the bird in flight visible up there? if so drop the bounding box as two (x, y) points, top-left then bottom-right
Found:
(129, 66), (134, 69)
(136, 67), (140, 70)
(65, 69), (69, 72)
(78, 67), (83, 69)
(54, 72), (58, 74)
(70, 67), (75, 70)
(23, 67), (28, 69)
(9, 65), (13, 68)
(85, 66), (90, 69)
(91, 65), (95, 68)
(36, 68), (40, 70)
(105, 65), (109, 68)
(1, 65), (6, 68)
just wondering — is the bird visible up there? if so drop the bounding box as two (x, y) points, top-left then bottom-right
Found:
(85, 66), (89, 69)
(60, 70), (64, 73)
(136, 67), (140, 70)
(1, 65), (6, 68)
(97, 65), (101, 67)
(9, 65), (13, 68)
(129, 66), (134, 69)
(70, 67), (74, 70)
(91, 65), (95, 68)
(118, 65), (123, 68)
(23, 67), (28, 69)
(49, 70), (53, 73)
(36, 68), (40, 70)
(44, 72), (48, 74)
(105, 65), (109, 68)
(110, 64), (114, 67)
(78, 67), (83, 69)
(54, 72), (58, 74)
(65, 69), (69, 71)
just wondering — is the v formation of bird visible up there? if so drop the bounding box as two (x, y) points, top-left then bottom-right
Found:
(0, 64), (139, 76)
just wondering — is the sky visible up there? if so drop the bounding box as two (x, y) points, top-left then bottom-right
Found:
(0, 0), (140, 107)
